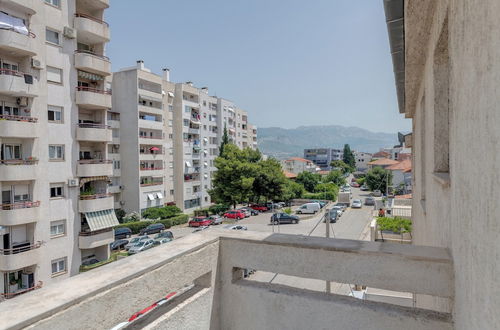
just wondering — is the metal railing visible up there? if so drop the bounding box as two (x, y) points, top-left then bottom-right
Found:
(74, 13), (109, 27)
(78, 159), (112, 164)
(139, 135), (162, 139)
(79, 193), (112, 200)
(140, 167), (164, 171)
(0, 241), (42, 255)
(79, 227), (113, 236)
(1, 281), (43, 300)
(0, 68), (23, 77)
(140, 180), (163, 187)
(78, 123), (110, 129)
(76, 86), (112, 94)
(0, 201), (40, 210)
(0, 159), (38, 165)
(0, 114), (37, 122)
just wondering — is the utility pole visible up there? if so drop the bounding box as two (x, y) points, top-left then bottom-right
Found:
(325, 210), (331, 293)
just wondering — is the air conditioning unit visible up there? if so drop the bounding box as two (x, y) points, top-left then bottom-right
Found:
(31, 58), (43, 69)
(119, 185), (125, 190)
(119, 201), (125, 205)
(16, 97), (29, 107)
(68, 178), (79, 187)
(63, 26), (76, 39)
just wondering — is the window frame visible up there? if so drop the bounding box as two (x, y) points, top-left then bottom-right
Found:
(44, 0), (61, 8)
(50, 183), (64, 198)
(48, 105), (63, 123)
(50, 220), (66, 238)
(45, 28), (61, 46)
(49, 145), (65, 161)
(51, 257), (67, 276)
(46, 66), (63, 84)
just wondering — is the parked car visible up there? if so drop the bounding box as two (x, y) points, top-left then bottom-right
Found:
(334, 203), (347, 211)
(223, 210), (246, 220)
(277, 202), (286, 208)
(372, 190), (382, 197)
(360, 185), (369, 191)
(332, 206), (343, 217)
(154, 231), (174, 240)
(139, 223), (165, 236)
(193, 226), (210, 233)
(189, 217), (213, 227)
(224, 224), (247, 230)
(296, 202), (321, 214)
(81, 258), (100, 266)
(270, 213), (299, 224)
(265, 202), (282, 210)
(324, 209), (338, 223)
(238, 209), (251, 218)
(364, 197), (376, 206)
(114, 227), (132, 239)
(250, 204), (268, 212)
(128, 239), (155, 254)
(153, 238), (172, 246)
(241, 207), (259, 216)
(351, 199), (362, 208)
(351, 182), (360, 188)
(311, 200), (327, 208)
(208, 215), (223, 225)
(110, 239), (129, 251)
(125, 236), (150, 251)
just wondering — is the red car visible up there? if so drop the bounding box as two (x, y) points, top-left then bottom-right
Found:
(224, 210), (246, 220)
(351, 182), (360, 188)
(188, 217), (212, 227)
(249, 204), (268, 212)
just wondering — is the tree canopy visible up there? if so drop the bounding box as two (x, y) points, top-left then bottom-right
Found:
(365, 166), (393, 193)
(296, 171), (321, 192)
(323, 170), (346, 186)
(330, 160), (353, 174)
(219, 124), (230, 156)
(342, 144), (356, 169)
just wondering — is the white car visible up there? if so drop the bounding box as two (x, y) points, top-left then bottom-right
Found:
(124, 235), (150, 251)
(224, 225), (247, 230)
(128, 239), (155, 254)
(351, 199), (362, 208)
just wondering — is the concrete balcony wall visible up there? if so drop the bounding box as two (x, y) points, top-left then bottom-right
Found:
(74, 16), (110, 43)
(75, 90), (112, 109)
(76, 127), (112, 142)
(0, 231), (454, 330)
(139, 168), (164, 177)
(0, 119), (38, 138)
(0, 29), (36, 56)
(74, 52), (111, 76)
(0, 163), (37, 181)
(0, 73), (38, 97)
(77, 162), (112, 177)
(0, 204), (39, 226)
(79, 229), (114, 249)
(78, 195), (113, 213)
(138, 104), (163, 116)
(139, 137), (163, 146)
(108, 185), (121, 194)
(138, 119), (163, 131)
(86, 0), (109, 9)
(139, 153), (163, 161)
(2, 0), (36, 14)
(0, 245), (40, 271)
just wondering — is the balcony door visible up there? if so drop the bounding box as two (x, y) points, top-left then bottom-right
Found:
(1, 144), (22, 161)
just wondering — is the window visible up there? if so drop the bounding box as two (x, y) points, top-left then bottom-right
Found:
(112, 129), (119, 138)
(113, 160), (120, 170)
(49, 145), (64, 160)
(50, 183), (64, 198)
(45, 0), (60, 7)
(170, 189), (174, 195)
(47, 66), (62, 84)
(168, 105), (173, 112)
(46, 28), (60, 45)
(168, 120), (173, 127)
(51, 257), (66, 275)
(48, 105), (63, 123)
(50, 220), (66, 237)
(1, 144), (21, 160)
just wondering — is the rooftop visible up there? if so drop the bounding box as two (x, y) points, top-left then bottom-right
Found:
(367, 158), (399, 166)
(386, 158), (412, 171)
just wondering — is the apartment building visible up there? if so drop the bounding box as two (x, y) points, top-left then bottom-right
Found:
(280, 157), (317, 175)
(235, 108), (248, 148)
(0, 0), (116, 299)
(111, 61), (174, 214)
(303, 148), (343, 171)
(247, 124), (258, 150)
(354, 151), (372, 171)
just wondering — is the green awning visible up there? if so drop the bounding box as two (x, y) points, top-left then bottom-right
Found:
(84, 209), (119, 231)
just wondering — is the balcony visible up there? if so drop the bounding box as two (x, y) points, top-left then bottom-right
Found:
(140, 178), (163, 188)
(76, 123), (112, 142)
(74, 13), (110, 44)
(139, 166), (164, 177)
(78, 193), (113, 213)
(0, 29), (36, 56)
(75, 87), (112, 109)
(0, 69), (38, 97)
(77, 159), (112, 177)
(138, 118), (163, 130)
(0, 241), (41, 271)
(2, 0), (36, 15)
(79, 0), (110, 10)
(0, 159), (38, 181)
(0, 201), (39, 226)
(78, 228), (114, 249)
(74, 50), (111, 76)
(139, 151), (163, 161)
(0, 114), (38, 138)
(0, 230), (454, 329)
(138, 135), (163, 145)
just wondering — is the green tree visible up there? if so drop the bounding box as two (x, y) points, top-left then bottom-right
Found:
(296, 171), (321, 192)
(142, 205), (181, 220)
(252, 158), (287, 202)
(342, 144), (356, 170)
(282, 180), (306, 201)
(323, 170), (346, 186)
(219, 124), (230, 156)
(365, 167), (393, 193)
(330, 160), (353, 174)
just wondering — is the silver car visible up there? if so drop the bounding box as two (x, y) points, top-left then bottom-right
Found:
(124, 235), (149, 251)
(209, 215), (223, 225)
(351, 199), (362, 208)
(238, 209), (251, 218)
(128, 239), (155, 254)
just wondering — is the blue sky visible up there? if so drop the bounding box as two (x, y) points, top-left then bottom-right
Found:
(106, 0), (410, 133)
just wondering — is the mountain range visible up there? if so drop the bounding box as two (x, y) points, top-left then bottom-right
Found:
(256, 125), (400, 159)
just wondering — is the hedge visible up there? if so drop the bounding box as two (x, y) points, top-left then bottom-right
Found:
(377, 217), (412, 234)
(303, 191), (337, 201)
(209, 204), (230, 215)
(142, 205), (182, 220)
(114, 214), (190, 234)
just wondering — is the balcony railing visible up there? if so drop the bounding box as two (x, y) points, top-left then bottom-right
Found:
(1, 281), (42, 300)
(74, 13), (109, 27)
(140, 179), (163, 187)
(0, 201), (40, 210)
(78, 123), (110, 129)
(139, 135), (162, 140)
(74, 50), (110, 61)
(79, 193), (112, 200)
(0, 241), (42, 255)
(140, 167), (164, 171)
(76, 86), (112, 94)
(0, 158), (38, 165)
(78, 159), (112, 165)
(0, 114), (37, 122)
(79, 227), (113, 236)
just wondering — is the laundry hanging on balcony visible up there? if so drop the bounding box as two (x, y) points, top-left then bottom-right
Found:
(78, 70), (104, 82)
(0, 12), (28, 35)
(84, 209), (119, 231)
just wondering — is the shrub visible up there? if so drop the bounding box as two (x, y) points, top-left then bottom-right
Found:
(377, 217), (412, 234)
(209, 204), (230, 215)
(142, 206), (181, 220)
(115, 209), (126, 223)
(168, 214), (189, 225)
(114, 220), (151, 234)
(304, 191), (337, 201)
(283, 207), (292, 215)
(194, 208), (210, 217)
(123, 211), (141, 223)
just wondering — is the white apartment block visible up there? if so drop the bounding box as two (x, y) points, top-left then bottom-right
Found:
(0, 0), (117, 299)
(247, 124), (257, 150)
(281, 157), (317, 175)
(111, 61), (174, 214)
(354, 151), (372, 171)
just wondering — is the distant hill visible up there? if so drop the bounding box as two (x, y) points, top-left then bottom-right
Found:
(257, 125), (399, 159)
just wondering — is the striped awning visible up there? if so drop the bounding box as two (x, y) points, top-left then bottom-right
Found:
(80, 176), (110, 187)
(84, 209), (119, 231)
(78, 70), (104, 81)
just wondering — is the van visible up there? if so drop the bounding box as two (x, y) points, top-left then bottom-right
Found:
(296, 202), (321, 214)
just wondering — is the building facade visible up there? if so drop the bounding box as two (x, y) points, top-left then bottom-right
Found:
(354, 151), (372, 171)
(0, 0), (117, 298)
(281, 157), (317, 175)
(303, 148), (343, 171)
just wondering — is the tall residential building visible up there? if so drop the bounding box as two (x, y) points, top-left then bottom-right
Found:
(247, 124), (258, 150)
(111, 61), (174, 214)
(354, 151), (372, 171)
(235, 108), (248, 148)
(0, 0), (116, 298)
(303, 148), (343, 171)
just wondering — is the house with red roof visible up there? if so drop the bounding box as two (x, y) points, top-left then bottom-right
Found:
(280, 157), (318, 175)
